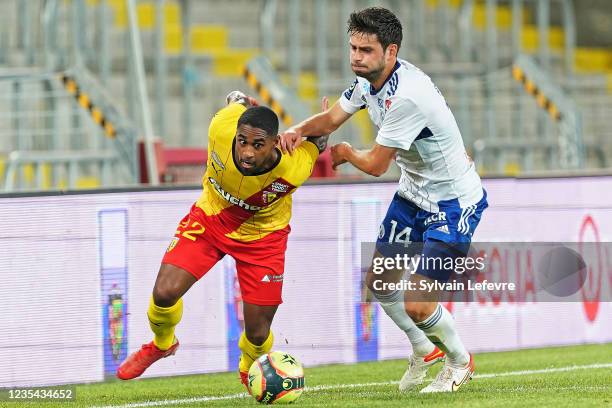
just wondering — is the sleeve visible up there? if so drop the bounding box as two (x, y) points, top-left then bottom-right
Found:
(286, 141), (320, 185)
(208, 103), (247, 145)
(338, 78), (366, 115)
(375, 97), (428, 150)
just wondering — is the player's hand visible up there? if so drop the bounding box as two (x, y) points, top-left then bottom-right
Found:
(320, 96), (329, 114)
(280, 96), (329, 154)
(279, 127), (303, 155)
(331, 142), (351, 170)
(246, 95), (259, 107)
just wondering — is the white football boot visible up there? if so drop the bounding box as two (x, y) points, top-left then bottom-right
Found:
(420, 353), (474, 393)
(398, 346), (445, 392)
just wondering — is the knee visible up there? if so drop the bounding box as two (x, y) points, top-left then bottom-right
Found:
(244, 328), (270, 346)
(152, 284), (181, 308)
(404, 302), (432, 323)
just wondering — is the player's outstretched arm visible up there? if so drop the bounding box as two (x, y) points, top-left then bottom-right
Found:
(305, 96), (331, 153)
(280, 100), (352, 154)
(330, 142), (396, 177)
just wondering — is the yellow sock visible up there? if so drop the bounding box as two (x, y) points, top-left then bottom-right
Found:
(238, 331), (274, 373)
(147, 297), (183, 350)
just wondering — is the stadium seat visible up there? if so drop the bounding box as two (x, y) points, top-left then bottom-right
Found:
(281, 72), (319, 101)
(574, 48), (612, 73)
(472, 4), (514, 30)
(191, 25), (228, 53)
(164, 2), (181, 26)
(107, 1), (181, 30)
(108, 0), (127, 28)
(137, 2), (155, 30)
(76, 177), (101, 189)
(425, 0), (464, 8)
(521, 25), (565, 52)
(162, 147), (208, 183)
(165, 25), (183, 54)
(138, 139), (167, 184)
(211, 49), (258, 77)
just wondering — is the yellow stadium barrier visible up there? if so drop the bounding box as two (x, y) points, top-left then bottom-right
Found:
(512, 64), (562, 121)
(243, 65), (292, 126)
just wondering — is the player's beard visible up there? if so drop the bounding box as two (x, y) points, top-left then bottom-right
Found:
(353, 59), (385, 84)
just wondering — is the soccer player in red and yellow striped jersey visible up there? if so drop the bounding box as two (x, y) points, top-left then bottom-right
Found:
(117, 92), (329, 390)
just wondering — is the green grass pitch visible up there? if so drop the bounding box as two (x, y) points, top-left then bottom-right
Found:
(15, 343), (612, 407)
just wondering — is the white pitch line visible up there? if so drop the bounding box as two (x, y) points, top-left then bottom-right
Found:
(474, 363), (612, 379)
(92, 362), (612, 408)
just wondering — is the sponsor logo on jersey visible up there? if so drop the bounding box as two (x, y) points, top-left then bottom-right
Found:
(424, 212), (447, 226)
(271, 181), (290, 193)
(377, 98), (384, 109)
(208, 177), (263, 211)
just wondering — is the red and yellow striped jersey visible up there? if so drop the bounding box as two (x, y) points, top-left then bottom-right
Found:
(196, 103), (319, 242)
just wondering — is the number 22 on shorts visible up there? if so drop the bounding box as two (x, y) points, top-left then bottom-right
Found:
(176, 218), (205, 241)
(167, 219), (205, 253)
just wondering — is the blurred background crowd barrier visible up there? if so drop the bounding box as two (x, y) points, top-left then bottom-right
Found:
(0, 0), (610, 191)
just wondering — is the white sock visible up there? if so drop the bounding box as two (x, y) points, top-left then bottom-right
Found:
(415, 303), (469, 367)
(374, 290), (435, 356)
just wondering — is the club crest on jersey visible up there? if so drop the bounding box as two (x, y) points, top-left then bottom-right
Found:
(385, 99), (392, 110)
(262, 191), (277, 204)
(270, 181), (289, 193)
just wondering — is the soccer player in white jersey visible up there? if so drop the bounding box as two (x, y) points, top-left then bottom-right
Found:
(280, 7), (488, 393)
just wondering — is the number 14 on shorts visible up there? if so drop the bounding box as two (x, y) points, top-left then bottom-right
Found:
(380, 219), (411, 244)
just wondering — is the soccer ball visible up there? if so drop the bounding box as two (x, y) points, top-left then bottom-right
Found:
(248, 351), (305, 404)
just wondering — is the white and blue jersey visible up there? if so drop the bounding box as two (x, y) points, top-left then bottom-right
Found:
(339, 58), (484, 213)
(339, 58), (488, 280)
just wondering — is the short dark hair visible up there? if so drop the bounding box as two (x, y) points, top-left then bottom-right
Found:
(347, 7), (402, 51)
(237, 106), (279, 137)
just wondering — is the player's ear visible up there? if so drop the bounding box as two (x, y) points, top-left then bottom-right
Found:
(386, 43), (398, 59)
